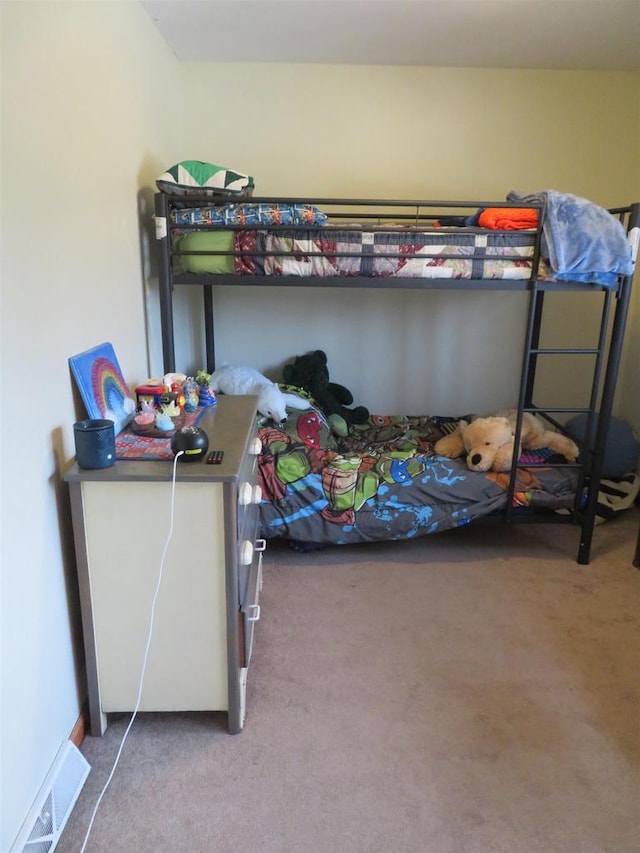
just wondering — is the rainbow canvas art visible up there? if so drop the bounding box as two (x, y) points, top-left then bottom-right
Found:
(69, 342), (136, 435)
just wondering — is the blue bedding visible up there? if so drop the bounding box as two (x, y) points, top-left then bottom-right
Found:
(508, 190), (634, 287)
(257, 402), (580, 546)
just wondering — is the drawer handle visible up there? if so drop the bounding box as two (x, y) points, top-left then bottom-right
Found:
(240, 540), (254, 565)
(247, 604), (261, 622)
(250, 437), (263, 455)
(239, 483), (263, 506)
(238, 482), (253, 506)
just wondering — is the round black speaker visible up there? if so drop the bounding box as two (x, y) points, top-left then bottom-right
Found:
(171, 426), (209, 462)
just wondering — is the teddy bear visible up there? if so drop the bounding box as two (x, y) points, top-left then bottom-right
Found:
(210, 364), (311, 424)
(434, 409), (579, 473)
(282, 349), (369, 436)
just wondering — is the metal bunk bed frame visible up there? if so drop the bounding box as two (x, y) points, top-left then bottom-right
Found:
(154, 193), (640, 564)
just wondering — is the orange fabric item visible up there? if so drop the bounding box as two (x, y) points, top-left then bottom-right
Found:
(478, 207), (539, 230)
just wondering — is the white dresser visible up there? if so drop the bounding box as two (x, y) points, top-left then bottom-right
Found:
(65, 395), (263, 735)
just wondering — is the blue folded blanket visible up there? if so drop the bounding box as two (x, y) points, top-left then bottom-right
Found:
(507, 190), (634, 287)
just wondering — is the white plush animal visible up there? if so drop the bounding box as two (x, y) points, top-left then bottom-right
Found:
(210, 364), (311, 423)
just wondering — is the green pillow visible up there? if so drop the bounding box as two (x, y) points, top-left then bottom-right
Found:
(175, 230), (235, 274)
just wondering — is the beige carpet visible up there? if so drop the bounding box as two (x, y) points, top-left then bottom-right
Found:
(59, 511), (640, 853)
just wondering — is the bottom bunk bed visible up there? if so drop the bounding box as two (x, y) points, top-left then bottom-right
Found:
(256, 401), (584, 549)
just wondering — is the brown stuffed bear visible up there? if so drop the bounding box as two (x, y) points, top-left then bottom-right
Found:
(434, 410), (579, 473)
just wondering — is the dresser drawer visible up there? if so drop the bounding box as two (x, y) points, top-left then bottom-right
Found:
(239, 549), (263, 668)
(237, 479), (261, 545)
(237, 432), (262, 543)
(238, 536), (265, 607)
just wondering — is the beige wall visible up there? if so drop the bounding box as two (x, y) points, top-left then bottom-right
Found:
(181, 64), (638, 205)
(0, 2), (181, 847)
(177, 63), (639, 422)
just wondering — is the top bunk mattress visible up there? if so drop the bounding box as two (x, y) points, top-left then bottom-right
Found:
(172, 225), (545, 281)
(162, 193), (637, 288)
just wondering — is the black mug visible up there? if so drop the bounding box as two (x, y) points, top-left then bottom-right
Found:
(73, 419), (116, 469)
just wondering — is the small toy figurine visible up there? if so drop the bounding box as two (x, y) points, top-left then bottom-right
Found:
(155, 411), (174, 431)
(161, 401), (182, 420)
(195, 369), (217, 408)
(134, 411), (155, 428)
(135, 381), (168, 410)
(182, 377), (200, 412)
(170, 382), (186, 409)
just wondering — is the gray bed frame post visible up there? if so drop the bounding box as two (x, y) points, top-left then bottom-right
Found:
(577, 202), (640, 564)
(154, 191), (176, 373)
(204, 285), (216, 373)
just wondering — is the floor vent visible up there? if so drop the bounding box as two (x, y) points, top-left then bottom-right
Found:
(12, 740), (90, 853)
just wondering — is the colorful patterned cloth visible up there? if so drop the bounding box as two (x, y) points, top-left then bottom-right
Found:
(246, 228), (543, 280)
(115, 410), (204, 460)
(157, 160), (254, 196)
(257, 402), (580, 546)
(171, 203), (327, 228)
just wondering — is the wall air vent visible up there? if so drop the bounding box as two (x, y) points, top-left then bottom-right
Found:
(11, 740), (90, 853)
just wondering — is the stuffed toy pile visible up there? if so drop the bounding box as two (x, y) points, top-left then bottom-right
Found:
(282, 349), (369, 436)
(434, 409), (579, 473)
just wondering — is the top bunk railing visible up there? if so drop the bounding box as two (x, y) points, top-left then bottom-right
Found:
(154, 193), (639, 295)
(155, 193), (551, 288)
(157, 193), (547, 227)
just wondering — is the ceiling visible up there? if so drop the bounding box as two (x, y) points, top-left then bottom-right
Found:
(140, 0), (640, 71)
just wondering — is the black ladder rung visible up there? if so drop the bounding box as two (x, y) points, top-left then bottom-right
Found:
(517, 462), (582, 469)
(528, 347), (600, 355)
(523, 406), (594, 414)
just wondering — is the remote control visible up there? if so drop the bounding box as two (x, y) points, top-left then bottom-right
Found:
(206, 450), (224, 464)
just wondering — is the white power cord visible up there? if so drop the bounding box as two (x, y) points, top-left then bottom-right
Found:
(79, 450), (184, 852)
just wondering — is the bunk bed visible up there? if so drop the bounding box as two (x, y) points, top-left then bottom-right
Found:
(154, 191), (639, 564)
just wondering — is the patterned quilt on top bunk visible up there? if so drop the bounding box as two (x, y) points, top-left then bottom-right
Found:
(173, 213), (543, 281)
(256, 401), (580, 546)
(237, 229), (541, 280)
(171, 192), (635, 287)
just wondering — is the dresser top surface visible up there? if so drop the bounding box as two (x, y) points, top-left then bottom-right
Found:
(64, 395), (259, 484)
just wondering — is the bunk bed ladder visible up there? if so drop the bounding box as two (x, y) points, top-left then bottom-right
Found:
(504, 283), (545, 525)
(508, 202), (639, 564)
(508, 282), (623, 564)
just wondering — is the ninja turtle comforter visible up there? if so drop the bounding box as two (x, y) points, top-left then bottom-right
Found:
(256, 401), (580, 546)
